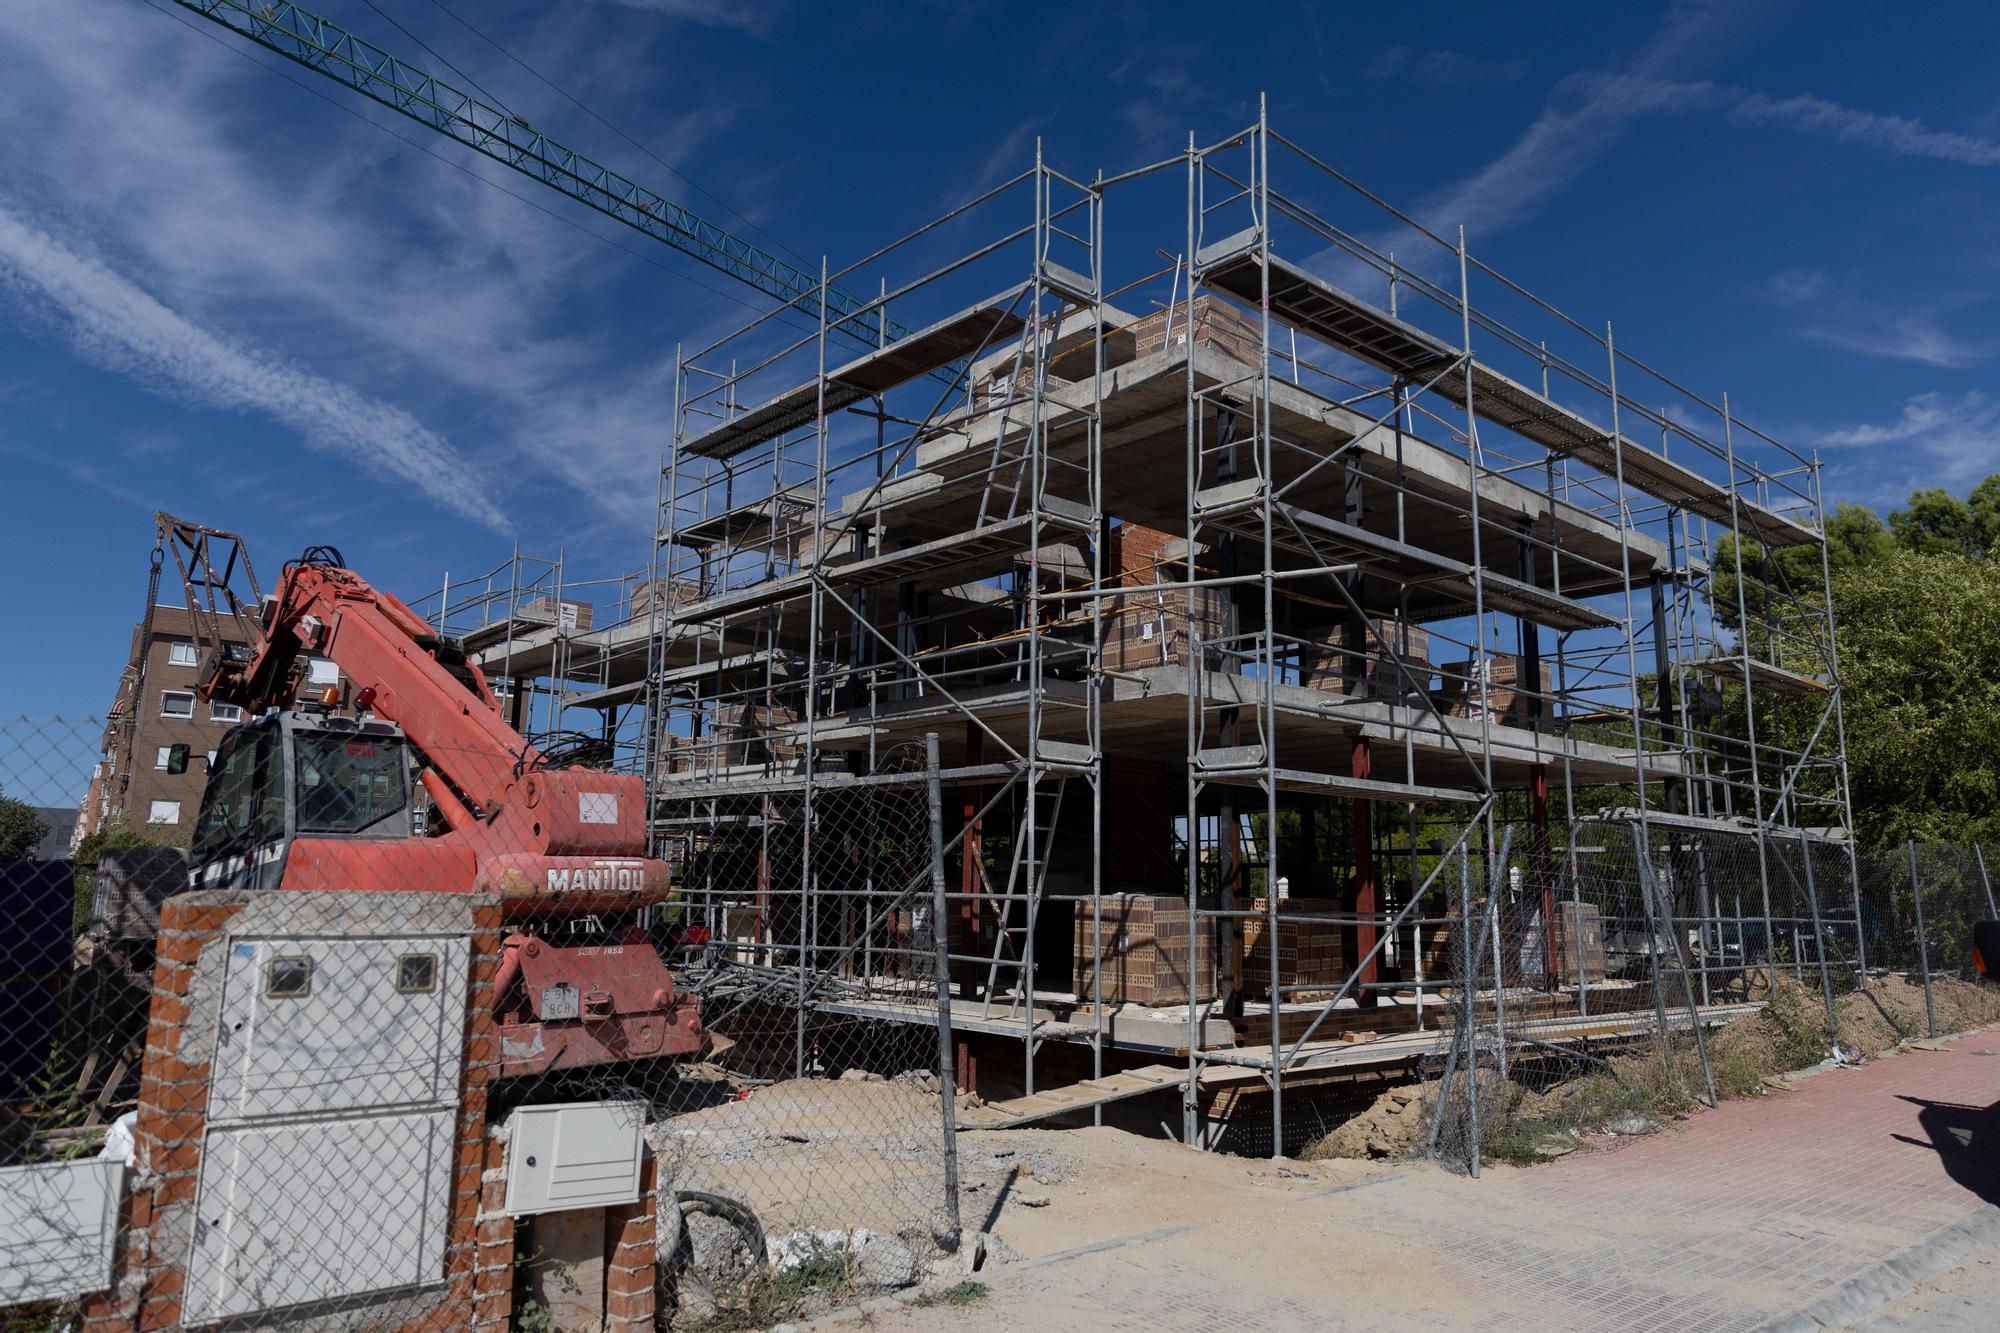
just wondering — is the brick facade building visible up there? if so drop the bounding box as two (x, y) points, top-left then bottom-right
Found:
(79, 605), (256, 845)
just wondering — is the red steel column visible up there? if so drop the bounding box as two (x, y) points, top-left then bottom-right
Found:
(1352, 737), (1378, 1009)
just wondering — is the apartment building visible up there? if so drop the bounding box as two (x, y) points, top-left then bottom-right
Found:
(79, 605), (256, 845)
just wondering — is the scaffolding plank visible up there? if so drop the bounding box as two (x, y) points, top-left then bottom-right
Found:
(1198, 234), (1452, 378)
(957, 1064), (1183, 1129)
(681, 382), (869, 463)
(1194, 482), (1616, 633)
(1196, 237), (1819, 549)
(1431, 360), (1610, 456)
(1690, 654), (1829, 695)
(1194, 752), (1481, 804)
(674, 490), (814, 551)
(677, 507), (1088, 621)
(681, 289), (1031, 460)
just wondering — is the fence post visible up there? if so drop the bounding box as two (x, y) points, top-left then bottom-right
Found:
(924, 732), (962, 1250)
(1797, 831), (1841, 1050)
(1975, 844), (1999, 919)
(1906, 840), (1937, 1040)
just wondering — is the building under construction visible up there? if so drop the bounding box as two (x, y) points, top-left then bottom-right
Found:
(447, 112), (1853, 1154)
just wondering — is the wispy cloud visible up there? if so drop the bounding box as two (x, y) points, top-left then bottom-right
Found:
(1579, 74), (2000, 168)
(1818, 390), (2000, 489)
(1764, 267), (1828, 304)
(0, 206), (509, 532)
(592, 0), (786, 38)
(1366, 46), (1528, 89)
(1731, 90), (2000, 167)
(1806, 315), (1990, 369)
(1403, 1), (1763, 245)
(0, 1), (760, 544)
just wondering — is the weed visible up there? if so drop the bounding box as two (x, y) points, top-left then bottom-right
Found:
(914, 1281), (988, 1309)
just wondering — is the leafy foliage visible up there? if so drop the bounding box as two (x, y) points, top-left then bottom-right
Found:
(0, 786), (52, 860)
(1717, 476), (2000, 847)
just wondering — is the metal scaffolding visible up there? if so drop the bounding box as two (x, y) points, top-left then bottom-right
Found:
(606, 107), (1847, 1157)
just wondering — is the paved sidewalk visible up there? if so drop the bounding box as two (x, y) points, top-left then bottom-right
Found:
(880, 1030), (2000, 1330)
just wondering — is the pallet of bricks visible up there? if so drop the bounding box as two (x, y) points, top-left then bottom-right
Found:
(977, 291), (1265, 398)
(1435, 652), (1551, 727)
(1408, 896), (1606, 988)
(1297, 617), (1431, 700)
(1100, 587), (1223, 672)
(1239, 897), (1347, 993)
(626, 575), (702, 622)
(1100, 523), (1222, 673)
(1075, 893), (1216, 1006)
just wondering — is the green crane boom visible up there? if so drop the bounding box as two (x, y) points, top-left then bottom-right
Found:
(171, 0), (907, 351)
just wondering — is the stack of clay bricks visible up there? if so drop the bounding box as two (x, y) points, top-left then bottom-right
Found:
(519, 596), (593, 632)
(1074, 893), (1216, 1006)
(1239, 897), (1348, 991)
(709, 700), (803, 768)
(1100, 590), (1225, 672)
(1126, 293), (1265, 366)
(1100, 522), (1223, 674)
(1553, 899), (1609, 984)
(1436, 652), (1552, 727)
(1296, 617), (1432, 699)
(626, 575), (701, 622)
(977, 292), (1267, 398)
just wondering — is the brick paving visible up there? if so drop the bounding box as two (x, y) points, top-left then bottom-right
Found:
(876, 1031), (2000, 1330)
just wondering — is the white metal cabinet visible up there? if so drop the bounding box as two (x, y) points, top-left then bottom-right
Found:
(184, 932), (468, 1324)
(207, 935), (469, 1121)
(0, 1158), (125, 1304)
(181, 1111), (454, 1323)
(502, 1101), (648, 1215)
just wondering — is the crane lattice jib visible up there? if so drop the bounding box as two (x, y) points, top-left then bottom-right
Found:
(173, 0), (909, 352)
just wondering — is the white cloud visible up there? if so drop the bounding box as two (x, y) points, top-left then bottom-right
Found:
(1820, 391), (1998, 448)
(594, 0), (785, 37)
(1764, 267), (1828, 304)
(1731, 91), (2000, 167)
(1818, 391), (2000, 488)
(0, 206), (509, 532)
(0, 1), (761, 542)
(1806, 316), (1989, 369)
(1366, 47), (1528, 89)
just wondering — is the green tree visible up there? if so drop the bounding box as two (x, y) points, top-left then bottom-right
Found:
(1827, 548), (2000, 845)
(1888, 488), (1981, 557)
(0, 786), (51, 860)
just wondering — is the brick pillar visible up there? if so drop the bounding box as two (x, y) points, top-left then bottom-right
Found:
(604, 1154), (659, 1331)
(81, 896), (246, 1333)
(471, 1131), (517, 1333)
(82, 893), (501, 1333)
(459, 901), (508, 1333)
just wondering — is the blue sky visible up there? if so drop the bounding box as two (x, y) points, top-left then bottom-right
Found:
(3, 0), (1999, 724)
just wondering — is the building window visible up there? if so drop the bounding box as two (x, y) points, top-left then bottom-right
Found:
(147, 800), (181, 825)
(168, 641), (197, 667)
(161, 690), (195, 718)
(211, 702), (243, 724)
(155, 745), (174, 770)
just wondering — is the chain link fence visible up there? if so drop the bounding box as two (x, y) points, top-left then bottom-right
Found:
(0, 717), (961, 1331)
(1424, 817), (2000, 1175)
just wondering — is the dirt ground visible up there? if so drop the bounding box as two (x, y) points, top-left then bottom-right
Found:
(1299, 972), (2000, 1163)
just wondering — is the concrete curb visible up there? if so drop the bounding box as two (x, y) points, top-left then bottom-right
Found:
(1757, 1205), (2000, 1331)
